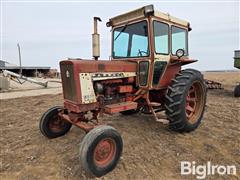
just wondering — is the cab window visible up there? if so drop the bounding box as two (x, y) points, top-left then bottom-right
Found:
(130, 34), (148, 57)
(153, 21), (169, 54)
(113, 32), (129, 57)
(152, 61), (167, 86)
(113, 21), (149, 58)
(171, 26), (188, 55)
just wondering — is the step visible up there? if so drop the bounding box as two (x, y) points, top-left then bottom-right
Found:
(104, 101), (138, 114)
(148, 105), (169, 124)
(149, 102), (161, 107)
(153, 107), (165, 113)
(155, 118), (169, 124)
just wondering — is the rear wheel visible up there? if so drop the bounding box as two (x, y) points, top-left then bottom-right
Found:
(234, 84), (240, 97)
(165, 69), (207, 132)
(39, 106), (72, 138)
(79, 125), (123, 177)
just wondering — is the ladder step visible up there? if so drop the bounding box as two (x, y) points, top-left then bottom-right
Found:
(149, 102), (161, 107)
(149, 105), (169, 124)
(153, 108), (165, 113)
(156, 118), (169, 124)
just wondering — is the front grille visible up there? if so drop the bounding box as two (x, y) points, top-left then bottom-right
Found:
(60, 63), (77, 101)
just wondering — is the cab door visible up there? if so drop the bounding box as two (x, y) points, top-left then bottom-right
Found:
(151, 20), (170, 88)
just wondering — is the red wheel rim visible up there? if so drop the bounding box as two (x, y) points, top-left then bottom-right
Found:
(185, 81), (205, 124)
(93, 138), (116, 167)
(48, 115), (66, 133)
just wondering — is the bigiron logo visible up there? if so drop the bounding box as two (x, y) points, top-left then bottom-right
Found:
(180, 161), (237, 179)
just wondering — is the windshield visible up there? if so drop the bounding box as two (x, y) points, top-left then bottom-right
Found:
(113, 21), (149, 58)
(171, 26), (188, 55)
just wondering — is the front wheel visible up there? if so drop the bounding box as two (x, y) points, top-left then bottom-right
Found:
(39, 106), (72, 138)
(165, 69), (207, 132)
(79, 125), (123, 177)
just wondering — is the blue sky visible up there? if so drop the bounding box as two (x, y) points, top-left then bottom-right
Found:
(1, 1), (239, 70)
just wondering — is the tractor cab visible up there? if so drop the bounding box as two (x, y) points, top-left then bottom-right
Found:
(109, 5), (190, 59)
(107, 5), (195, 89)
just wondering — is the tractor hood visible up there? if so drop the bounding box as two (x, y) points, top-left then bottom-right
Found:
(59, 59), (137, 105)
(60, 59), (137, 73)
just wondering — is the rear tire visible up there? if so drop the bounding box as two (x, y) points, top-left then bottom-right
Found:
(79, 125), (123, 177)
(165, 69), (207, 132)
(234, 84), (240, 97)
(39, 106), (72, 138)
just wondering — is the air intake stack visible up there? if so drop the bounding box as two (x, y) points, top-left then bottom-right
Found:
(92, 17), (102, 60)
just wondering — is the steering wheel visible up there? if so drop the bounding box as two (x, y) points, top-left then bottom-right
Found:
(137, 49), (148, 57)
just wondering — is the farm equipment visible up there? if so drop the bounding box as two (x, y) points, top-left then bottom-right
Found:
(205, 79), (223, 89)
(2, 70), (48, 87)
(39, 5), (207, 177)
(233, 50), (240, 97)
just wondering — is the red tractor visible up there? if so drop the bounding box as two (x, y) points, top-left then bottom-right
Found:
(39, 5), (207, 177)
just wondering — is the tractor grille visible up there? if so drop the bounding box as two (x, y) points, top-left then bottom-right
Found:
(60, 63), (77, 101)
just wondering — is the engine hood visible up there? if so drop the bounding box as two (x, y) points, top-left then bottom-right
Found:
(60, 59), (137, 73)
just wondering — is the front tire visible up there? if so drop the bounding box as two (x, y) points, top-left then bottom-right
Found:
(79, 125), (123, 177)
(39, 106), (72, 138)
(165, 69), (207, 132)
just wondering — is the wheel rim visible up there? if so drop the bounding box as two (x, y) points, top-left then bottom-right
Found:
(48, 115), (66, 133)
(93, 138), (116, 167)
(185, 81), (205, 124)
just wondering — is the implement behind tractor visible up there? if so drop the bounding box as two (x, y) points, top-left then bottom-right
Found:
(205, 79), (223, 89)
(39, 5), (207, 177)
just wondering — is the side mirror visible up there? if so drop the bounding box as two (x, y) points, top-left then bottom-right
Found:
(176, 49), (185, 59)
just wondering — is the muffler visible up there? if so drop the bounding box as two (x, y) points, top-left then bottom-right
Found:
(92, 17), (102, 60)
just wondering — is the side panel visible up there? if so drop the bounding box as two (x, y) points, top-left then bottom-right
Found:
(78, 72), (137, 104)
(79, 73), (97, 104)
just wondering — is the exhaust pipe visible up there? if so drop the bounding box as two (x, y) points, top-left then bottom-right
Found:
(92, 17), (102, 60)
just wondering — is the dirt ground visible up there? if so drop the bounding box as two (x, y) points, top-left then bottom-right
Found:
(0, 72), (239, 180)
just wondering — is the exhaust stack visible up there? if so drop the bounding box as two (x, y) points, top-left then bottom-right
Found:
(92, 17), (102, 60)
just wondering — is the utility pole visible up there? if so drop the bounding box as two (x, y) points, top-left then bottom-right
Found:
(17, 43), (22, 76)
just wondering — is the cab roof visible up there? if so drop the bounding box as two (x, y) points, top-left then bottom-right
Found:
(107, 4), (190, 30)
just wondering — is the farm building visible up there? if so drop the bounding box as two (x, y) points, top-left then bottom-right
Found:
(0, 60), (56, 77)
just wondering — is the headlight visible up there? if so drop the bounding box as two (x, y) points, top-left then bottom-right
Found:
(144, 5), (154, 17)
(176, 49), (185, 58)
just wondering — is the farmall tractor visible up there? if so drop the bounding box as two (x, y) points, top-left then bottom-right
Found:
(39, 5), (207, 177)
